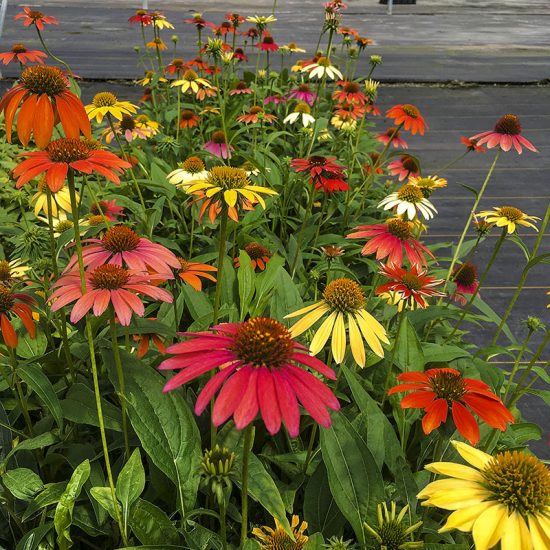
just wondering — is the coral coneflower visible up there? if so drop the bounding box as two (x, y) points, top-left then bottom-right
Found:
(66, 225), (180, 276)
(286, 278), (388, 366)
(234, 243), (271, 271)
(0, 43), (47, 65)
(0, 285), (36, 348)
(347, 218), (435, 268)
(183, 14), (215, 30)
(160, 317), (339, 436)
(420, 441), (550, 550)
(146, 38), (168, 51)
(85, 92), (138, 123)
(469, 114), (537, 154)
(333, 80), (366, 105)
(460, 136), (486, 153)
(476, 206), (539, 234)
(376, 126), (408, 149)
(14, 7), (58, 30)
(376, 263), (445, 310)
(388, 155), (420, 181)
(451, 262), (479, 305)
(176, 257), (217, 291)
(378, 184), (437, 220)
(389, 368), (514, 445)
(386, 104), (427, 136)
(253, 515), (309, 549)
(13, 138), (130, 192)
(229, 80), (253, 96)
(90, 200), (124, 221)
(133, 322), (167, 358)
(237, 105), (277, 124)
(0, 65), (91, 149)
(50, 265), (172, 326)
(204, 130), (233, 159)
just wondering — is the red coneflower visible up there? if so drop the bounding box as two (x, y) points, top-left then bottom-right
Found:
(176, 257), (217, 291)
(183, 14), (215, 30)
(333, 80), (366, 105)
(387, 155), (420, 181)
(376, 263), (445, 309)
(225, 12), (246, 28)
(204, 130), (233, 159)
(460, 136), (485, 153)
(13, 138), (130, 192)
(179, 109), (200, 128)
(291, 155), (349, 193)
(233, 48), (248, 62)
(0, 285), (36, 348)
(50, 265), (172, 326)
(0, 66), (91, 149)
(14, 7), (58, 30)
(388, 368), (514, 445)
(213, 21), (235, 36)
(0, 43), (47, 65)
(90, 199), (124, 221)
(160, 317), (340, 436)
(65, 225), (180, 276)
(133, 319), (167, 358)
(376, 127), (408, 149)
(229, 80), (253, 95)
(451, 262), (479, 305)
(234, 243), (272, 271)
(469, 114), (537, 154)
(128, 9), (152, 25)
(165, 58), (188, 75)
(347, 218), (435, 268)
(386, 104), (427, 136)
(241, 27), (260, 41)
(237, 105), (277, 124)
(257, 33), (279, 52)
(362, 153), (383, 175)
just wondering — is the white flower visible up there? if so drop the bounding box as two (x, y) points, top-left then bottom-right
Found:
(167, 169), (209, 188)
(283, 111), (315, 127)
(302, 57), (343, 81)
(378, 184), (437, 220)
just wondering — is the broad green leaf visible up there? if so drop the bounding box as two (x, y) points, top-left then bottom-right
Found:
(320, 414), (384, 544)
(423, 343), (470, 364)
(16, 329), (47, 359)
(15, 524), (54, 550)
(129, 498), (180, 546)
(237, 250), (255, 319)
(5, 431), (57, 461)
(180, 283), (213, 321)
(17, 363), (63, 430)
(54, 459), (90, 550)
(3, 468), (44, 501)
(0, 400), (12, 460)
(116, 449), (146, 538)
(394, 316), (424, 372)
(90, 487), (118, 520)
(304, 533), (325, 549)
(23, 482), (67, 521)
(103, 349), (201, 512)
(269, 269), (303, 323)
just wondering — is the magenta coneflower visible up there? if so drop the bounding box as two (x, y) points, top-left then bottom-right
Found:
(469, 114), (537, 154)
(287, 84), (317, 106)
(376, 127), (408, 149)
(160, 317), (340, 436)
(451, 262), (479, 305)
(204, 130), (233, 159)
(257, 33), (279, 52)
(50, 265), (172, 326)
(65, 225), (180, 276)
(264, 94), (287, 105)
(233, 48), (248, 62)
(387, 155), (420, 181)
(347, 218), (434, 268)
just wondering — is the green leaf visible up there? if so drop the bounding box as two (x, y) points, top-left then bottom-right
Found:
(16, 329), (47, 359)
(116, 449), (146, 537)
(237, 250), (255, 319)
(304, 533), (325, 549)
(180, 283), (213, 321)
(252, 254), (285, 315)
(15, 524), (54, 550)
(320, 414), (384, 545)
(60, 383), (122, 431)
(5, 431), (57, 461)
(54, 459), (90, 550)
(129, 498), (180, 546)
(269, 269), (303, 323)
(394, 316), (424, 371)
(103, 349), (201, 512)
(17, 363), (63, 430)
(90, 487), (118, 520)
(423, 343), (470, 364)
(23, 482), (67, 521)
(3, 468), (44, 501)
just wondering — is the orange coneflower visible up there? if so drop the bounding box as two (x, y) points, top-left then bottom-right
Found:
(14, 7), (58, 30)
(234, 243), (272, 271)
(334, 101), (365, 121)
(0, 285), (36, 349)
(176, 257), (217, 291)
(0, 43), (47, 65)
(236, 105), (276, 125)
(0, 65), (91, 149)
(146, 38), (167, 51)
(179, 109), (200, 128)
(386, 104), (427, 136)
(165, 58), (188, 76)
(333, 80), (366, 105)
(460, 136), (486, 153)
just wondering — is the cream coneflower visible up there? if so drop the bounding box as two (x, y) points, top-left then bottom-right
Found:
(283, 102), (315, 127)
(0, 259), (31, 286)
(302, 57), (343, 80)
(476, 206), (539, 234)
(85, 92), (138, 124)
(286, 278), (388, 366)
(167, 156), (208, 187)
(378, 184), (437, 220)
(419, 440), (550, 550)
(31, 176), (74, 216)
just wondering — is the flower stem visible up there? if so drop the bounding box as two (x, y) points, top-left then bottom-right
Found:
(110, 311), (130, 459)
(212, 208), (229, 325)
(291, 186), (316, 276)
(502, 328), (534, 404)
(240, 424), (255, 546)
(67, 169), (127, 544)
(381, 311), (405, 406)
(36, 27), (74, 76)
(9, 348), (34, 435)
(302, 423), (318, 475)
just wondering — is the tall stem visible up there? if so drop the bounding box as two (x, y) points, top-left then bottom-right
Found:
(290, 187), (316, 276)
(9, 348), (34, 435)
(502, 329), (533, 403)
(212, 208), (229, 325)
(240, 425), (255, 546)
(36, 27), (73, 76)
(381, 311), (405, 406)
(67, 169), (127, 544)
(110, 311), (130, 459)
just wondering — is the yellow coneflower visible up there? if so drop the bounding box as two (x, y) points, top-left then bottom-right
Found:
(31, 176), (74, 216)
(171, 69), (212, 94)
(476, 206), (539, 234)
(146, 38), (167, 50)
(285, 278), (388, 366)
(408, 174), (447, 197)
(252, 515), (308, 549)
(85, 92), (138, 124)
(0, 258), (31, 285)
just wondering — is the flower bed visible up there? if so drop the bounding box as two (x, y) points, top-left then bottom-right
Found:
(0, 3), (548, 549)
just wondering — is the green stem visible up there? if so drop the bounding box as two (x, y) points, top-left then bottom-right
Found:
(491, 201), (550, 346)
(9, 348), (34, 435)
(36, 27), (73, 76)
(110, 311), (130, 459)
(67, 169), (128, 545)
(433, 150), (469, 173)
(502, 329), (533, 403)
(219, 499), (228, 550)
(290, 186), (316, 276)
(240, 425), (255, 546)
(381, 311), (405, 406)
(302, 423), (318, 475)
(212, 208), (229, 325)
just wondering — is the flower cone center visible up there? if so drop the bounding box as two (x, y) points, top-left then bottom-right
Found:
(233, 317), (293, 369)
(55, 220), (73, 232)
(294, 102), (311, 114)
(201, 446), (236, 478)
(401, 156), (419, 172)
(180, 109), (196, 121)
(498, 206), (523, 222)
(171, 58), (185, 67)
(323, 278), (365, 313)
(428, 371), (466, 401)
(0, 262), (11, 283)
(119, 114), (136, 132)
(343, 81), (360, 93)
(376, 520), (409, 550)
(177, 257), (191, 274)
(20, 65), (67, 96)
(385, 127), (399, 138)
(250, 105), (263, 115)
(482, 451), (550, 516)
(387, 219), (411, 240)
(91, 201), (108, 216)
(452, 262), (477, 287)
(90, 264), (130, 290)
(401, 104), (419, 118)
(494, 114), (521, 135)
(92, 91), (118, 107)
(183, 69), (199, 81)
(397, 184), (423, 203)
(211, 130), (227, 144)
(235, 81), (249, 90)
(102, 226), (140, 253)
(316, 56), (331, 67)
(46, 138), (91, 163)
(244, 243), (270, 260)
(12, 43), (27, 54)
(298, 84), (311, 92)
(207, 166), (251, 190)
(400, 273), (424, 291)
(28, 10), (44, 20)
(0, 286), (15, 313)
(182, 156), (205, 173)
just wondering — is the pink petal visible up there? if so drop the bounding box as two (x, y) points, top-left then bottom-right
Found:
(257, 367), (281, 435)
(213, 366), (253, 426)
(194, 363), (240, 414)
(233, 369), (259, 430)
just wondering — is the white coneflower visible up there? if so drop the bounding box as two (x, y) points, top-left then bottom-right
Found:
(302, 57), (343, 80)
(283, 102), (316, 127)
(378, 183), (437, 221)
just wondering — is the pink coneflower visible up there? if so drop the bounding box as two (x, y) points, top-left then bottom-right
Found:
(460, 136), (486, 153)
(257, 33), (279, 52)
(451, 262), (479, 305)
(469, 114), (537, 154)
(0, 43), (47, 65)
(347, 218), (435, 268)
(15, 7), (58, 30)
(287, 84), (317, 106)
(90, 200), (124, 221)
(229, 80), (253, 95)
(65, 225), (180, 276)
(376, 127), (408, 149)
(264, 94), (286, 105)
(160, 317), (340, 436)
(204, 130), (233, 159)
(50, 265), (172, 326)
(387, 155), (420, 181)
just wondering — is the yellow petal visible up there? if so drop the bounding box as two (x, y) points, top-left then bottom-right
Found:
(451, 441), (492, 469)
(418, 478), (483, 498)
(250, 191), (266, 208)
(224, 189), (238, 207)
(309, 311), (337, 356)
(472, 503), (508, 550)
(528, 515), (550, 550)
(331, 312), (346, 363)
(285, 301), (325, 319)
(354, 311), (384, 357)
(347, 313), (365, 367)
(501, 511), (531, 550)
(288, 304), (329, 337)
(205, 186), (222, 198)
(440, 502), (493, 533)
(425, 462), (485, 482)
(358, 309), (389, 344)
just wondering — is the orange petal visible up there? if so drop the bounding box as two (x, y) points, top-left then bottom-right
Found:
(33, 94), (54, 149)
(16, 94), (39, 146)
